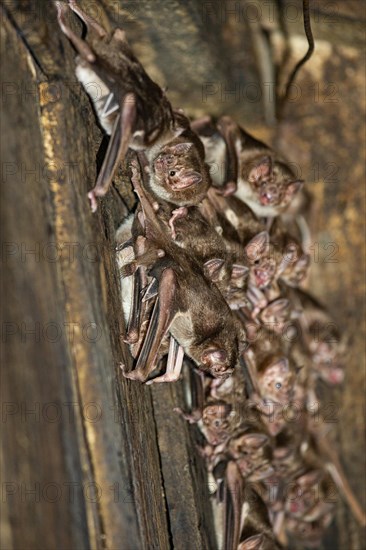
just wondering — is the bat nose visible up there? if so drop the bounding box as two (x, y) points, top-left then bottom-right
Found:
(260, 185), (278, 204)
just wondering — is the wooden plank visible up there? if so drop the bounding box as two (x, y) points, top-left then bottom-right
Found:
(1, 1), (365, 549)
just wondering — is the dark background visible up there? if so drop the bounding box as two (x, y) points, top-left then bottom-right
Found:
(1, 1), (365, 548)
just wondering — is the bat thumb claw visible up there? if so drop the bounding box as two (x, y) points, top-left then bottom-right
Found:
(88, 190), (98, 212)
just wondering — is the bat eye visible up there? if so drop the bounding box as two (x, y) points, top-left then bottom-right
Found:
(275, 382), (282, 389)
(169, 170), (176, 177)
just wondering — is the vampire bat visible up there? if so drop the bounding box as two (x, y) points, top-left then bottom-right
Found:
(244, 327), (297, 409)
(285, 513), (334, 548)
(222, 462), (277, 550)
(56, 1), (208, 211)
(121, 160), (245, 382)
(286, 288), (345, 386)
(227, 426), (274, 482)
(269, 219), (310, 288)
(284, 468), (336, 523)
(194, 116), (303, 218)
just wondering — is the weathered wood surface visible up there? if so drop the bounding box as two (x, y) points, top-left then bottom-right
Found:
(1, 1), (365, 549)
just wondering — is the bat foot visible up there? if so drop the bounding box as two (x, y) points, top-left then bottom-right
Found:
(123, 369), (148, 382)
(119, 363), (147, 382)
(173, 407), (200, 423)
(146, 372), (181, 384)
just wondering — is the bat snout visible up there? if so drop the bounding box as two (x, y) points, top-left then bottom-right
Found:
(259, 185), (279, 205)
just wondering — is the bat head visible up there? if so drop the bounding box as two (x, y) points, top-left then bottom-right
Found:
(242, 155), (303, 210)
(257, 357), (295, 406)
(152, 140), (210, 205)
(201, 402), (234, 445)
(259, 299), (291, 333)
(285, 470), (324, 518)
(202, 402), (232, 430)
(279, 241), (310, 286)
(200, 347), (234, 378)
(307, 321), (344, 385)
(229, 432), (273, 480)
(245, 232), (278, 289)
(285, 513), (333, 546)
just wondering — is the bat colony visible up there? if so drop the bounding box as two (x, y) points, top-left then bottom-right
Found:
(56, 2), (366, 548)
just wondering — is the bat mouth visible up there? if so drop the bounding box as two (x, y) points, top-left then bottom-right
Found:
(255, 273), (271, 288)
(259, 188), (279, 205)
(322, 366), (344, 385)
(211, 367), (233, 380)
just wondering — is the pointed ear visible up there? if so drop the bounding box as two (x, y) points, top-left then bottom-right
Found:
(248, 156), (272, 183)
(238, 534), (264, 550)
(273, 357), (289, 373)
(261, 299), (289, 322)
(168, 142), (194, 155)
(245, 231), (270, 262)
(231, 264), (249, 279)
(282, 242), (300, 265)
(269, 298), (289, 313)
(285, 180), (303, 200)
(243, 433), (269, 448)
(296, 253), (310, 269)
(203, 258), (225, 281)
(180, 170), (202, 186)
(298, 470), (322, 487)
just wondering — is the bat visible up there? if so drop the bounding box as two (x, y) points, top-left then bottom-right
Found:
(193, 115), (303, 218)
(56, 1), (205, 211)
(285, 288), (345, 386)
(121, 160), (245, 382)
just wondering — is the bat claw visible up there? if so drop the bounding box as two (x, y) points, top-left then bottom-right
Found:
(173, 407), (200, 423)
(123, 369), (147, 382)
(146, 372), (181, 384)
(88, 190), (98, 212)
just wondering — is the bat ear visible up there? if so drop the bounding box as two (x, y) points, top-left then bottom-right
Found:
(261, 299), (290, 323)
(243, 433), (269, 448)
(238, 534), (264, 550)
(248, 156), (272, 183)
(245, 231), (270, 262)
(169, 142), (194, 155)
(297, 253), (310, 269)
(297, 470), (322, 487)
(285, 179), (303, 200)
(180, 170), (202, 186)
(231, 264), (249, 279)
(281, 242), (300, 267)
(273, 357), (290, 373)
(203, 258), (226, 281)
